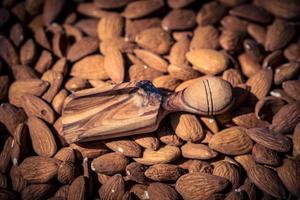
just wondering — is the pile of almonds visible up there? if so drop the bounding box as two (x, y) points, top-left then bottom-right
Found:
(0, 0), (300, 199)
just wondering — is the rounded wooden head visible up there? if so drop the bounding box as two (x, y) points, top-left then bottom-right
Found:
(183, 76), (233, 115)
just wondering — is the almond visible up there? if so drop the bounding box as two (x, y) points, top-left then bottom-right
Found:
(134, 145), (181, 165)
(134, 49), (168, 73)
(209, 126), (253, 155)
(97, 14), (124, 41)
(19, 156), (58, 183)
(186, 49), (228, 75)
(104, 47), (125, 84)
(169, 37), (190, 65)
(162, 9), (196, 31)
(0, 136), (13, 173)
(71, 55), (108, 80)
(213, 161), (241, 189)
(135, 27), (173, 55)
(104, 139), (142, 158)
(41, 70), (64, 103)
(0, 103), (26, 134)
(8, 79), (49, 107)
(67, 37), (98, 62)
(70, 141), (109, 159)
(21, 94), (55, 124)
(148, 182), (180, 200)
(246, 127), (291, 152)
(43, 0), (65, 25)
(270, 102), (300, 134)
(122, 0), (164, 19)
(170, 113), (203, 142)
(68, 176), (86, 200)
(91, 152), (129, 175)
(190, 25), (219, 50)
(252, 144), (281, 166)
(181, 143), (217, 160)
(98, 174), (125, 200)
(132, 133), (160, 150)
(293, 123), (300, 159)
(144, 164), (183, 182)
(125, 162), (148, 184)
(265, 19), (295, 51)
(27, 117), (57, 157)
(277, 158), (300, 197)
(282, 80), (300, 101)
(22, 184), (55, 200)
(248, 164), (286, 199)
(175, 172), (228, 200)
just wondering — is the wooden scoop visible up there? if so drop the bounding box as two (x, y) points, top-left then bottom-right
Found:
(61, 76), (233, 143)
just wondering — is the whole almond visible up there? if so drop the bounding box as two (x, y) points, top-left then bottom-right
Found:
(71, 55), (108, 80)
(152, 75), (181, 91)
(169, 37), (190, 65)
(0, 36), (19, 66)
(148, 182), (180, 200)
(213, 161), (241, 189)
(277, 158), (300, 197)
(181, 143), (218, 160)
(0, 103), (26, 134)
(145, 164), (183, 181)
(11, 65), (38, 80)
(68, 176), (86, 200)
(270, 102), (300, 134)
(190, 25), (220, 50)
(274, 62), (300, 85)
(10, 166), (27, 192)
(43, 0), (65, 25)
(8, 79), (49, 107)
(209, 126), (253, 155)
(19, 156), (58, 183)
(175, 172), (228, 200)
(196, 1), (227, 25)
(57, 161), (78, 184)
(170, 113), (203, 142)
(246, 68), (273, 100)
(248, 164), (286, 199)
(168, 64), (200, 81)
(91, 152), (129, 175)
(27, 117), (57, 157)
(186, 49), (228, 75)
(104, 139), (142, 158)
(52, 89), (68, 114)
(54, 147), (75, 163)
(100, 37), (136, 55)
(67, 37), (98, 62)
(293, 123), (300, 159)
(21, 94), (55, 124)
(122, 0), (164, 19)
(20, 39), (37, 65)
(232, 112), (270, 129)
(135, 27), (173, 55)
(265, 19), (295, 51)
(252, 144), (281, 166)
(282, 80), (300, 101)
(34, 50), (53, 74)
(70, 141), (109, 159)
(104, 47), (125, 84)
(98, 174), (125, 200)
(167, 0), (196, 9)
(246, 127), (291, 152)
(97, 14), (124, 41)
(21, 183), (55, 200)
(134, 145), (181, 165)
(129, 64), (163, 82)
(125, 162), (148, 184)
(162, 9), (196, 31)
(134, 49), (168, 73)
(132, 133), (160, 150)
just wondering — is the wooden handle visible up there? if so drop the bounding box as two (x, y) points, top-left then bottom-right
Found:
(163, 77), (234, 115)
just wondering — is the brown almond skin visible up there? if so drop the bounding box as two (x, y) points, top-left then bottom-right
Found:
(98, 174), (125, 200)
(252, 144), (281, 166)
(104, 139), (142, 158)
(144, 164), (183, 182)
(68, 176), (86, 200)
(248, 164), (287, 199)
(181, 143), (217, 160)
(213, 161), (241, 189)
(282, 80), (300, 101)
(19, 156), (58, 183)
(125, 162), (148, 184)
(91, 152), (129, 175)
(209, 126), (253, 155)
(148, 182), (180, 200)
(162, 9), (196, 31)
(246, 127), (291, 152)
(293, 123), (300, 159)
(277, 159), (300, 197)
(270, 102), (300, 134)
(27, 117), (57, 157)
(175, 172), (228, 200)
